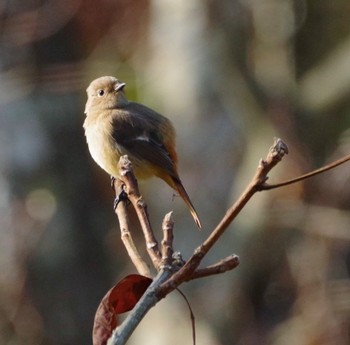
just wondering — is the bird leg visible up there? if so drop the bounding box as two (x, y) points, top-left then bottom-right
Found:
(111, 176), (130, 209)
(113, 188), (129, 210)
(111, 176), (116, 191)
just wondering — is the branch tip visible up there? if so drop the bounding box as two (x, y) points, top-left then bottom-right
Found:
(272, 137), (289, 156)
(164, 211), (174, 221)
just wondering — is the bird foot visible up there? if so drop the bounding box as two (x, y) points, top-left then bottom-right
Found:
(113, 189), (129, 210)
(111, 176), (116, 191)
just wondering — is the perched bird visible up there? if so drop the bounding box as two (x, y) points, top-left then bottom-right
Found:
(83, 76), (201, 228)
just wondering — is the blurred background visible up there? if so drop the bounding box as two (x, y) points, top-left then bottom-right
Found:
(0, 0), (349, 344)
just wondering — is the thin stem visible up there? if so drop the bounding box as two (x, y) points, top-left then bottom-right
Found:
(114, 179), (151, 277)
(190, 255), (240, 280)
(261, 153), (350, 190)
(118, 156), (162, 270)
(161, 212), (174, 268)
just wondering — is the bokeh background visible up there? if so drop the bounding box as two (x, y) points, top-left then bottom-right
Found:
(0, 0), (350, 344)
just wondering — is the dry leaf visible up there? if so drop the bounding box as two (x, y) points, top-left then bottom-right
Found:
(92, 274), (152, 345)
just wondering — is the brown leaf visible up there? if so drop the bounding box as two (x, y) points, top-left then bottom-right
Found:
(92, 274), (152, 345)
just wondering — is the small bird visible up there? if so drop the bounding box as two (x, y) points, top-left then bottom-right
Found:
(83, 76), (201, 228)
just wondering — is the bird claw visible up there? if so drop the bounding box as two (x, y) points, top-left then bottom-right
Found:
(111, 176), (116, 191)
(113, 189), (129, 210)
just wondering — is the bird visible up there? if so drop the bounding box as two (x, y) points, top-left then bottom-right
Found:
(83, 76), (201, 229)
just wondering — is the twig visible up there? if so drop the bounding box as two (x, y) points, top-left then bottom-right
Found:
(190, 255), (240, 280)
(118, 156), (162, 270)
(260, 153), (350, 190)
(161, 212), (174, 268)
(113, 178), (151, 278)
(176, 288), (196, 345)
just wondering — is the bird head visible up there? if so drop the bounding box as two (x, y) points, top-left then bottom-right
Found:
(84, 76), (128, 114)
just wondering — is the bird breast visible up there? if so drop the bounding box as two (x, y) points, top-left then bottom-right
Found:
(84, 116), (122, 177)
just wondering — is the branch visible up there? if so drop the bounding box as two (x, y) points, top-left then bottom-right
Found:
(110, 267), (173, 345)
(260, 153), (350, 190)
(161, 212), (174, 268)
(117, 156), (162, 270)
(106, 139), (288, 344)
(190, 255), (240, 280)
(110, 213), (178, 344)
(113, 178), (151, 278)
(105, 138), (350, 344)
(157, 138), (288, 297)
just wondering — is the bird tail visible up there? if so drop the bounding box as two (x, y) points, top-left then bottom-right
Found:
(172, 177), (202, 229)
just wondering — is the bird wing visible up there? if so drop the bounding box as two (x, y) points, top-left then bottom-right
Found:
(111, 109), (178, 179)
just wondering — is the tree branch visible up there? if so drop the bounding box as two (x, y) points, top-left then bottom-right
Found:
(110, 268), (173, 345)
(106, 138), (350, 344)
(157, 138), (288, 297)
(190, 255), (240, 280)
(260, 152), (350, 190)
(117, 156), (162, 270)
(161, 212), (174, 268)
(113, 178), (151, 278)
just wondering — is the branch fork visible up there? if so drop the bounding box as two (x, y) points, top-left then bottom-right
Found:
(109, 137), (350, 344)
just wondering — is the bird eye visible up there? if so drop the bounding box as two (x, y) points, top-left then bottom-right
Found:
(97, 89), (105, 97)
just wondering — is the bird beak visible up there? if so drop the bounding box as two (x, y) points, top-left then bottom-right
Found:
(114, 82), (126, 92)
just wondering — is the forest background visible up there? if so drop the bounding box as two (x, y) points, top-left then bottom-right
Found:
(0, 1), (349, 344)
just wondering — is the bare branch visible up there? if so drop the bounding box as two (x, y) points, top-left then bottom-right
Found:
(105, 138), (350, 344)
(190, 255), (240, 280)
(157, 138), (288, 297)
(260, 153), (350, 190)
(113, 178), (151, 278)
(161, 212), (174, 268)
(110, 268), (172, 345)
(117, 156), (162, 270)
